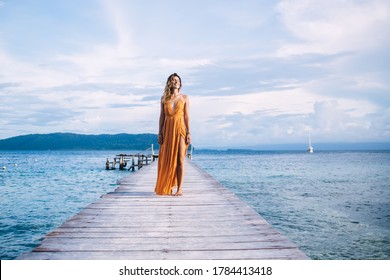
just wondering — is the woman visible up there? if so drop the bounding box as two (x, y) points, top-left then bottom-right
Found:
(155, 73), (191, 196)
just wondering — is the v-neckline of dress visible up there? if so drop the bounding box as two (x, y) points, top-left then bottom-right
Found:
(170, 97), (182, 111)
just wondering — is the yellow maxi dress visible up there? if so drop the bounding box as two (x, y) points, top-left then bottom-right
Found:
(155, 98), (188, 195)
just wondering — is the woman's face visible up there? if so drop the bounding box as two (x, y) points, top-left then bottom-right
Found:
(171, 76), (181, 89)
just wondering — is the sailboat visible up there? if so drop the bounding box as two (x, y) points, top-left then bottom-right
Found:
(307, 129), (314, 153)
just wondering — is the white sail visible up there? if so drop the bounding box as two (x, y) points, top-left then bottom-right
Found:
(307, 129), (314, 153)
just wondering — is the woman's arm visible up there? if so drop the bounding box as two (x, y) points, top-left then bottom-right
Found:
(158, 97), (165, 145)
(183, 95), (191, 145)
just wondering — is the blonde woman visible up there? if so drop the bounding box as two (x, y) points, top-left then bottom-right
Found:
(155, 73), (191, 196)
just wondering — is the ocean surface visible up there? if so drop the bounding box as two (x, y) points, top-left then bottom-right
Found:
(1, 150), (389, 260)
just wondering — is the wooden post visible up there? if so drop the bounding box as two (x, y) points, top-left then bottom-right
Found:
(128, 156), (134, 172)
(105, 159), (110, 170)
(187, 144), (194, 159)
(137, 155), (141, 170)
(119, 155), (124, 170)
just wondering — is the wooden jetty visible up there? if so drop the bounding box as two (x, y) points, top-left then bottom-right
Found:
(18, 160), (308, 260)
(105, 153), (153, 171)
(105, 144), (194, 170)
(105, 144), (156, 170)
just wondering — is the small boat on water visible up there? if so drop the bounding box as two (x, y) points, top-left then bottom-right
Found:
(307, 129), (314, 153)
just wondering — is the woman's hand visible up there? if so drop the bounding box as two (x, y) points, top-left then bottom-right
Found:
(186, 133), (191, 145)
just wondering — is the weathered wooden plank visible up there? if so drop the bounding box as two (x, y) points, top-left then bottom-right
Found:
(44, 233), (289, 243)
(19, 248), (308, 260)
(32, 238), (298, 251)
(17, 159), (309, 260)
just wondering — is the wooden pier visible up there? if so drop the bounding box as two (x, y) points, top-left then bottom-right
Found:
(105, 144), (193, 170)
(105, 153), (153, 171)
(18, 160), (308, 260)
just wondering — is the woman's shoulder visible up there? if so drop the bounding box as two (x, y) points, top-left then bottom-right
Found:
(181, 94), (189, 101)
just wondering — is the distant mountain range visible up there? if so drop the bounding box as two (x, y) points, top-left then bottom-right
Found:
(0, 133), (159, 150)
(1, 132), (389, 151)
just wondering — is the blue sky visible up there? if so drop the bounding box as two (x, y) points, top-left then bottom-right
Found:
(0, 0), (389, 148)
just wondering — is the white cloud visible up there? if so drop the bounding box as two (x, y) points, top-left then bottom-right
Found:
(0, 0), (389, 146)
(210, 1), (270, 29)
(276, 0), (390, 56)
(100, 0), (136, 53)
(189, 88), (381, 146)
(0, 50), (74, 87)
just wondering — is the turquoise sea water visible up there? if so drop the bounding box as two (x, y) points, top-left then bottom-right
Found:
(193, 150), (390, 260)
(0, 151), (125, 260)
(1, 150), (389, 260)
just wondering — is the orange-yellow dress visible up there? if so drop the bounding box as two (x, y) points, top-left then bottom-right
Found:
(155, 98), (188, 195)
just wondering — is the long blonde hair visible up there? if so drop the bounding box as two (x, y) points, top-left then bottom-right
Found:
(163, 73), (181, 102)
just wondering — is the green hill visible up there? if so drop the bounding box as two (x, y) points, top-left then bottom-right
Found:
(0, 133), (159, 150)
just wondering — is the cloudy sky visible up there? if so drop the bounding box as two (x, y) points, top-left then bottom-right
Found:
(0, 0), (389, 148)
